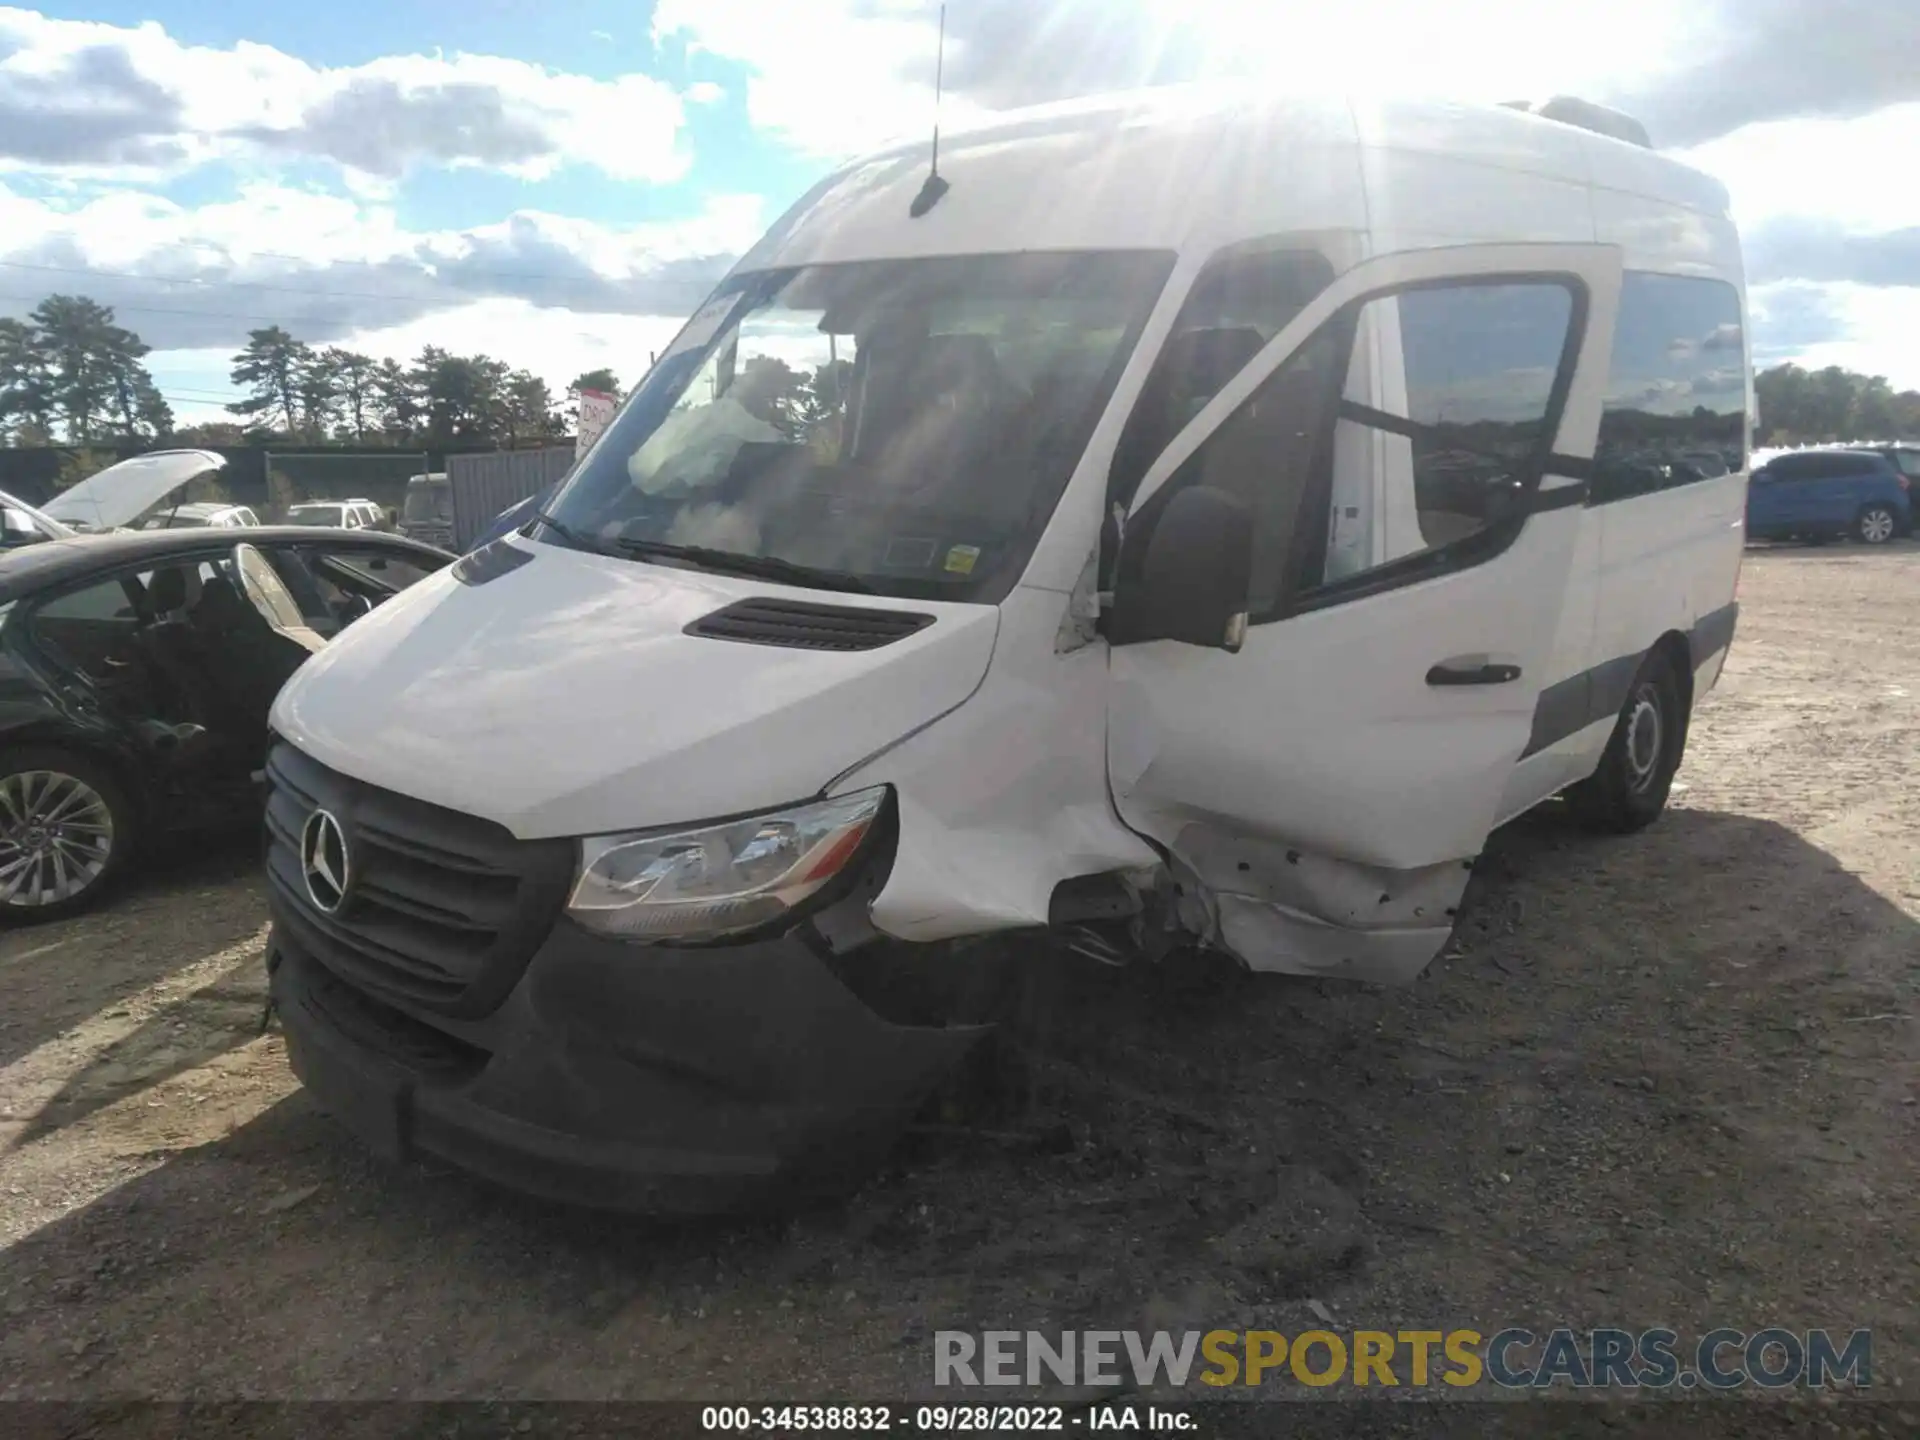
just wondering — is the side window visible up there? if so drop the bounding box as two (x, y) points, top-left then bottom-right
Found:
(322, 550), (438, 592)
(1320, 283), (1575, 585)
(1139, 279), (1576, 617)
(262, 548), (336, 631)
(1593, 273), (1747, 504)
(1837, 459), (1894, 485)
(29, 576), (148, 679)
(1108, 247), (1336, 510)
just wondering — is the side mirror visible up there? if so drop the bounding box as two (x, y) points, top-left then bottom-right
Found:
(1106, 485), (1253, 652)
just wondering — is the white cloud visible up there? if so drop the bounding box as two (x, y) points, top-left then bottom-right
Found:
(337, 301), (689, 399)
(148, 299), (691, 423)
(653, 0), (955, 157)
(1749, 281), (1920, 390)
(1612, 0), (1920, 148)
(652, 0), (1703, 159)
(0, 7), (688, 183)
(0, 175), (763, 370)
(1675, 104), (1920, 235)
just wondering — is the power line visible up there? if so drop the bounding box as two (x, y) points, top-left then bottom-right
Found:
(0, 287), (326, 327)
(93, 232), (718, 291)
(0, 288), (652, 341)
(0, 253), (657, 309)
(155, 385), (243, 400)
(158, 393), (241, 408)
(1, 228), (714, 291)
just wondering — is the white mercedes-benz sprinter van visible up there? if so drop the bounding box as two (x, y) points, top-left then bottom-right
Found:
(264, 87), (1750, 1210)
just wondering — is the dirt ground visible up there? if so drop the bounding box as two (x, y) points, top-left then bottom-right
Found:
(1, 540), (1915, 1424)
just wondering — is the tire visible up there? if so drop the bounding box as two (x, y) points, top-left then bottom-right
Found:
(1857, 504), (1898, 545)
(1564, 651), (1687, 834)
(0, 747), (138, 922)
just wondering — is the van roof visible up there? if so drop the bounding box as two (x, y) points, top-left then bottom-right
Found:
(735, 86), (1739, 284)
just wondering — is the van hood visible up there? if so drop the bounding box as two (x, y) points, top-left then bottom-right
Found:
(41, 450), (226, 531)
(269, 539), (1001, 839)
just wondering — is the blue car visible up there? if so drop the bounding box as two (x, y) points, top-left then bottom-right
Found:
(1746, 449), (1913, 546)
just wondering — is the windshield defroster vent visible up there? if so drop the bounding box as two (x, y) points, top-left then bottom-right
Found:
(686, 597), (935, 651)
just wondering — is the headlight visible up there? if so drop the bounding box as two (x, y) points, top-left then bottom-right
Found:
(566, 787), (888, 942)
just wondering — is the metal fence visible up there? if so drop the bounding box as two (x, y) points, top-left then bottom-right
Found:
(448, 446), (577, 550)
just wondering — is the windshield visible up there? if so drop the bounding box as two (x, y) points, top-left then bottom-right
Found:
(288, 506), (346, 527)
(539, 251), (1174, 601)
(403, 484), (452, 522)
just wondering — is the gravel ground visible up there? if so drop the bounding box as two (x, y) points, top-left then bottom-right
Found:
(0, 540), (1915, 1429)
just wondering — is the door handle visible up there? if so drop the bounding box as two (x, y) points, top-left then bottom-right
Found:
(1426, 658), (1522, 686)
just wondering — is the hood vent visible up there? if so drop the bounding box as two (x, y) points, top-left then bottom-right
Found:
(685, 597), (936, 651)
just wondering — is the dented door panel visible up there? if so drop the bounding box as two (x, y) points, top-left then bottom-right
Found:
(1108, 242), (1623, 980)
(1165, 824), (1469, 982)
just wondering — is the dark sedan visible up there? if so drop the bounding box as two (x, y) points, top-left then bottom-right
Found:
(0, 527), (452, 919)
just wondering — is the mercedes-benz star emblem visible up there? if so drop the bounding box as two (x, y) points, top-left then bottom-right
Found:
(299, 809), (351, 914)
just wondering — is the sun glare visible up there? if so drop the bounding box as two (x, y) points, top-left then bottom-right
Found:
(1129, 0), (1694, 107)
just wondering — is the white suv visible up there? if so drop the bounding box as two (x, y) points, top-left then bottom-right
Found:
(139, 502), (261, 529)
(286, 499), (386, 530)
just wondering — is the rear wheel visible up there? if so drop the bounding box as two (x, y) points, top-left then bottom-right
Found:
(1564, 651), (1686, 834)
(1858, 504), (1898, 545)
(0, 748), (138, 922)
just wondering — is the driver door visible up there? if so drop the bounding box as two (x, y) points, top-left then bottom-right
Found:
(1107, 242), (1622, 982)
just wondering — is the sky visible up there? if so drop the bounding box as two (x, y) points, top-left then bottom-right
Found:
(2, 0), (1917, 427)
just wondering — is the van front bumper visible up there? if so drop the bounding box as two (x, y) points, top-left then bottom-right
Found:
(269, 918), (985, 1215)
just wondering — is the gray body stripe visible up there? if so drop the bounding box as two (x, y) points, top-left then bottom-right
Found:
(1519, 601), (1738, 760)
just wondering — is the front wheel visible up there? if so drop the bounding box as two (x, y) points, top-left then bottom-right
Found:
(0, 748), (138, 922)
(1564, 652), (1686, 834)
(1858, 504), (1899, 545)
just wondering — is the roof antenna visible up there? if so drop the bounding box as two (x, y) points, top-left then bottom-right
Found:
(909, 4), (951, 218)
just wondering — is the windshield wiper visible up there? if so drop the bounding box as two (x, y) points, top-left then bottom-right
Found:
(531, 511), (616, 555)
(612, 538), (873, 593)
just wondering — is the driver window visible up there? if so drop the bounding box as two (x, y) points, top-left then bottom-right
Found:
(1321, 282), (1574, 584)
(1144, 277), (1577, 620)
(1108, 246), (1335, 511)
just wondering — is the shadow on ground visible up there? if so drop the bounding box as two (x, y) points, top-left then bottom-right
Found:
(0, 806), (1914, 1405)
(0, 834), (264, 1073)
